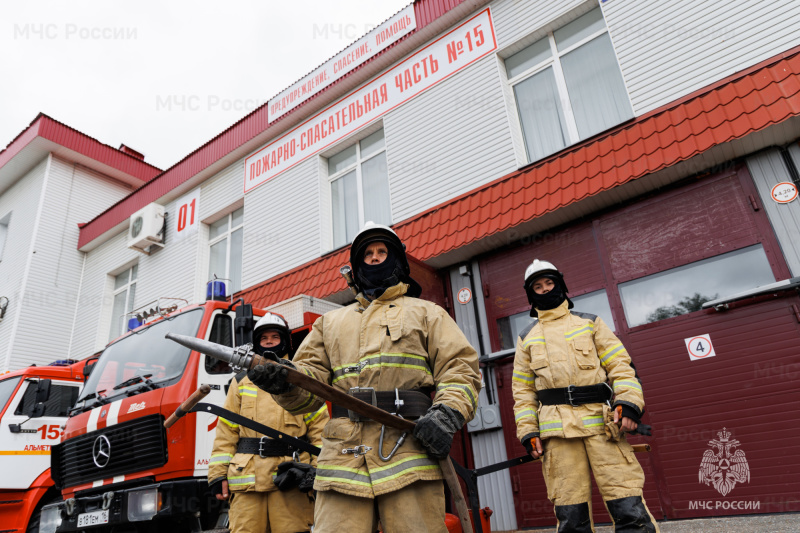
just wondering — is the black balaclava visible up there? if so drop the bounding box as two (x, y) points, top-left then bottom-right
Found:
(254, 328), (291, 359)
(528, 274), (569, 314)
(356, 245), (405, 300)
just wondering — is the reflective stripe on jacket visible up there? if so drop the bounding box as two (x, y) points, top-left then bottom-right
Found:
(274, 283), (481, 498)
(512, 300), (645, 441)
(208, 374), (328, 492)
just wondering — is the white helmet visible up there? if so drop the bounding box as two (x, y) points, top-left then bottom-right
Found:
(252, 312), (292, 358)
(523, 259), (570, 310)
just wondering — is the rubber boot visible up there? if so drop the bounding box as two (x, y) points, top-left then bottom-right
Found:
(606, 496), (656, 532)
(554, 502), (593, 533)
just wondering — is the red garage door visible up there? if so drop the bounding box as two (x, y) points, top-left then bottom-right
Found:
(480, 165), (800, 527)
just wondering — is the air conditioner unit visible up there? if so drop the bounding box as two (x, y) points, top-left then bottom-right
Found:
(128, 203), (165, 252)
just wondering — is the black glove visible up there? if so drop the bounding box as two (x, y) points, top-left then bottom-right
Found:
(616, 404), (642, 424)
(208, 476), (226, 497)
(273, 461), (316, 492)
(521, 433), (538, 455)
(248, 359), (295, 394)
(412, 404), (464, 459)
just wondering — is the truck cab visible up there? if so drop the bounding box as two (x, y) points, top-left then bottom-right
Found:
(0, 360), (90, 533)
(44, 293), (339, 533)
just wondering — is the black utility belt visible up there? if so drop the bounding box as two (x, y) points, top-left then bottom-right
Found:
(538, 383), (613, 406)
(330, 388), (432, 421)
(237, 437), (307, 457)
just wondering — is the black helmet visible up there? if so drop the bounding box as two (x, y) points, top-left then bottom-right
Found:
(349, 221), (421, 297)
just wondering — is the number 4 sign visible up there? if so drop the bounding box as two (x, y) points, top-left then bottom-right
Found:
(685, 334), (716, 361)
(174, 189), (200, 243)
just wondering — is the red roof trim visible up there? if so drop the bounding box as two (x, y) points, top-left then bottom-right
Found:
(238, 47), (800, 308)
(77, 0), (473, 250)
(0, 114), (161, 181)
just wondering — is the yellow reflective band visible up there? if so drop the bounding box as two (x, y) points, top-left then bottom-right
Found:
(522, 337), (546, 349)
(288, 393), (317, 415)
(228, 475), (255, 486)
(512, 370), (534, 384)
(600, 343), (625, 366)
(219, 417), (239, 428)
(565, 324), (594, 340)
(437, 383), (477, 410)
(581, 416), (604, 428)
(613, 379), (642, 391)
(240, 390), (257, 397)
(210, 453), (232, 464)
(515, 409), (538, 421)
(316, 465), (372, 487)
(539, 421), (562, 433)
(304, 406), (327, 425)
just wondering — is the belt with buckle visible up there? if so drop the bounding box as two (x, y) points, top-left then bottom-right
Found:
(537, 383), (613, 406)
(330, 387), (432, 421)
(237, 437), (305, 457)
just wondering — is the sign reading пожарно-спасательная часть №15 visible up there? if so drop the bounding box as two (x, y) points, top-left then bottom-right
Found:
(245, 8), (497, 193)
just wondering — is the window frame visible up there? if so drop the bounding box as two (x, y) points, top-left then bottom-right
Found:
(326, 128), (392, 249)
(207, 207), (244, 293)
(108, 265), (138, 342)
(504, 8), (632, 163)
(0, 212), (10, 261)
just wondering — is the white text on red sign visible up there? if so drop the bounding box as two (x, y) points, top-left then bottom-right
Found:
(245, 9), (497, 193)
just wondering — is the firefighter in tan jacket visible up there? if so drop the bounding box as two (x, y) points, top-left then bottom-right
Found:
(513, 260), (659, 533)
(247, 223), (481, 533)
(208, 312), (328, 533)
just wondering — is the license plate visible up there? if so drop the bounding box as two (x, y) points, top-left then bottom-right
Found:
(77, 509), (109, 527)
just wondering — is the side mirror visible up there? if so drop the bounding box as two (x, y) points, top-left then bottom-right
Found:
(27, 379), (52, 418)
(234, 304), (254, 347)
(83, 360), (97, 378)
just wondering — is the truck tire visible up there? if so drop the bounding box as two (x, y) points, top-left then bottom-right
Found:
(26, 492), (60, 533)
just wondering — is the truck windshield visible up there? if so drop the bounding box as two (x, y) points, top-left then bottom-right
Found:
(76, 308), (204, 408)
(0, 377), (21, 414)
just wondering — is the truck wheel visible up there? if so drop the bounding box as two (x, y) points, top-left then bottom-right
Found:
(26, 494), (60, 533)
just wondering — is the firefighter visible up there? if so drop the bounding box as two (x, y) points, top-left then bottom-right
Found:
(512, 260), (659, 533)
(247, 222), (481, 533)
(208, 312), (329, 533)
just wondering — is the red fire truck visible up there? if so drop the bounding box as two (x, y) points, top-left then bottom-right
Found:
(42, 287), (336, 533)
(0, 359), (92, 533)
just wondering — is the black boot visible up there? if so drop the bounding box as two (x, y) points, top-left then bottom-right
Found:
(606, 496), (656, 532)
(554, 502), (592, 533)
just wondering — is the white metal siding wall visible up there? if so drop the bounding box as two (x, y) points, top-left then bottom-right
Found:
(0, 159), (47, 369)
(385, 53), (517, 222)
(491, 0), (587, 50)
(242, 158), (322, 288)
(10, 157), (134, 367)
(747, 149), (800, 277)
(199, 160), (244, 221)
(72, 230), (140, 356)
(603, 0), (800, 115)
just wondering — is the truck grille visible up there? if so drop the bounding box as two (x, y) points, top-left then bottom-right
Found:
(52, 414), (168, 489)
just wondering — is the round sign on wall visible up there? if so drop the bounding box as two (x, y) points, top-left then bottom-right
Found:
(770, 182), (798, 203)
(457, 287), (472, 305)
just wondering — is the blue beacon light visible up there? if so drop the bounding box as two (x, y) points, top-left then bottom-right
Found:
(206, 280), (227, 301)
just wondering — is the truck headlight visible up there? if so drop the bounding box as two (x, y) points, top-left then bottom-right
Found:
(39, 503), (62, 533)
(126, 488), (161, 522)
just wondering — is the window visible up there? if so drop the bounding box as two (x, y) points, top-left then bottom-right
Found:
(496, 289), (616, 349)
(208, 207), (243, 294)
(15, 382), (80, 417)
(0, 213), (10, 261)
(328, 129), (392, 248)
(108, 265), (137, 342)
(205, 314), (234, 374)
(619, 245), (775, 327)
(0, 377), (21, 413)
(505, 7), (633, 163)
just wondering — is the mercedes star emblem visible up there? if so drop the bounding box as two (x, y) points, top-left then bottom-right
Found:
(92, 435), (111, 468)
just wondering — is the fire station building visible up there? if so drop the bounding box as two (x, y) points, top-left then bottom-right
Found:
(3, 0), (800, 529)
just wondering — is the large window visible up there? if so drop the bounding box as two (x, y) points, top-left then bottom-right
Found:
(619, 245), (775, 327)
(505, 7), (633, 163)
(497, 289), (616, 349)
(208, 207), (243, 294)
(15, 382), (80, 418)
(328, 129), (392, 248)
(108, 265), (137, 342)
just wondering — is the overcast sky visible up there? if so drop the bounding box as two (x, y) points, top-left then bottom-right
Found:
(0, 0), (410, 170)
